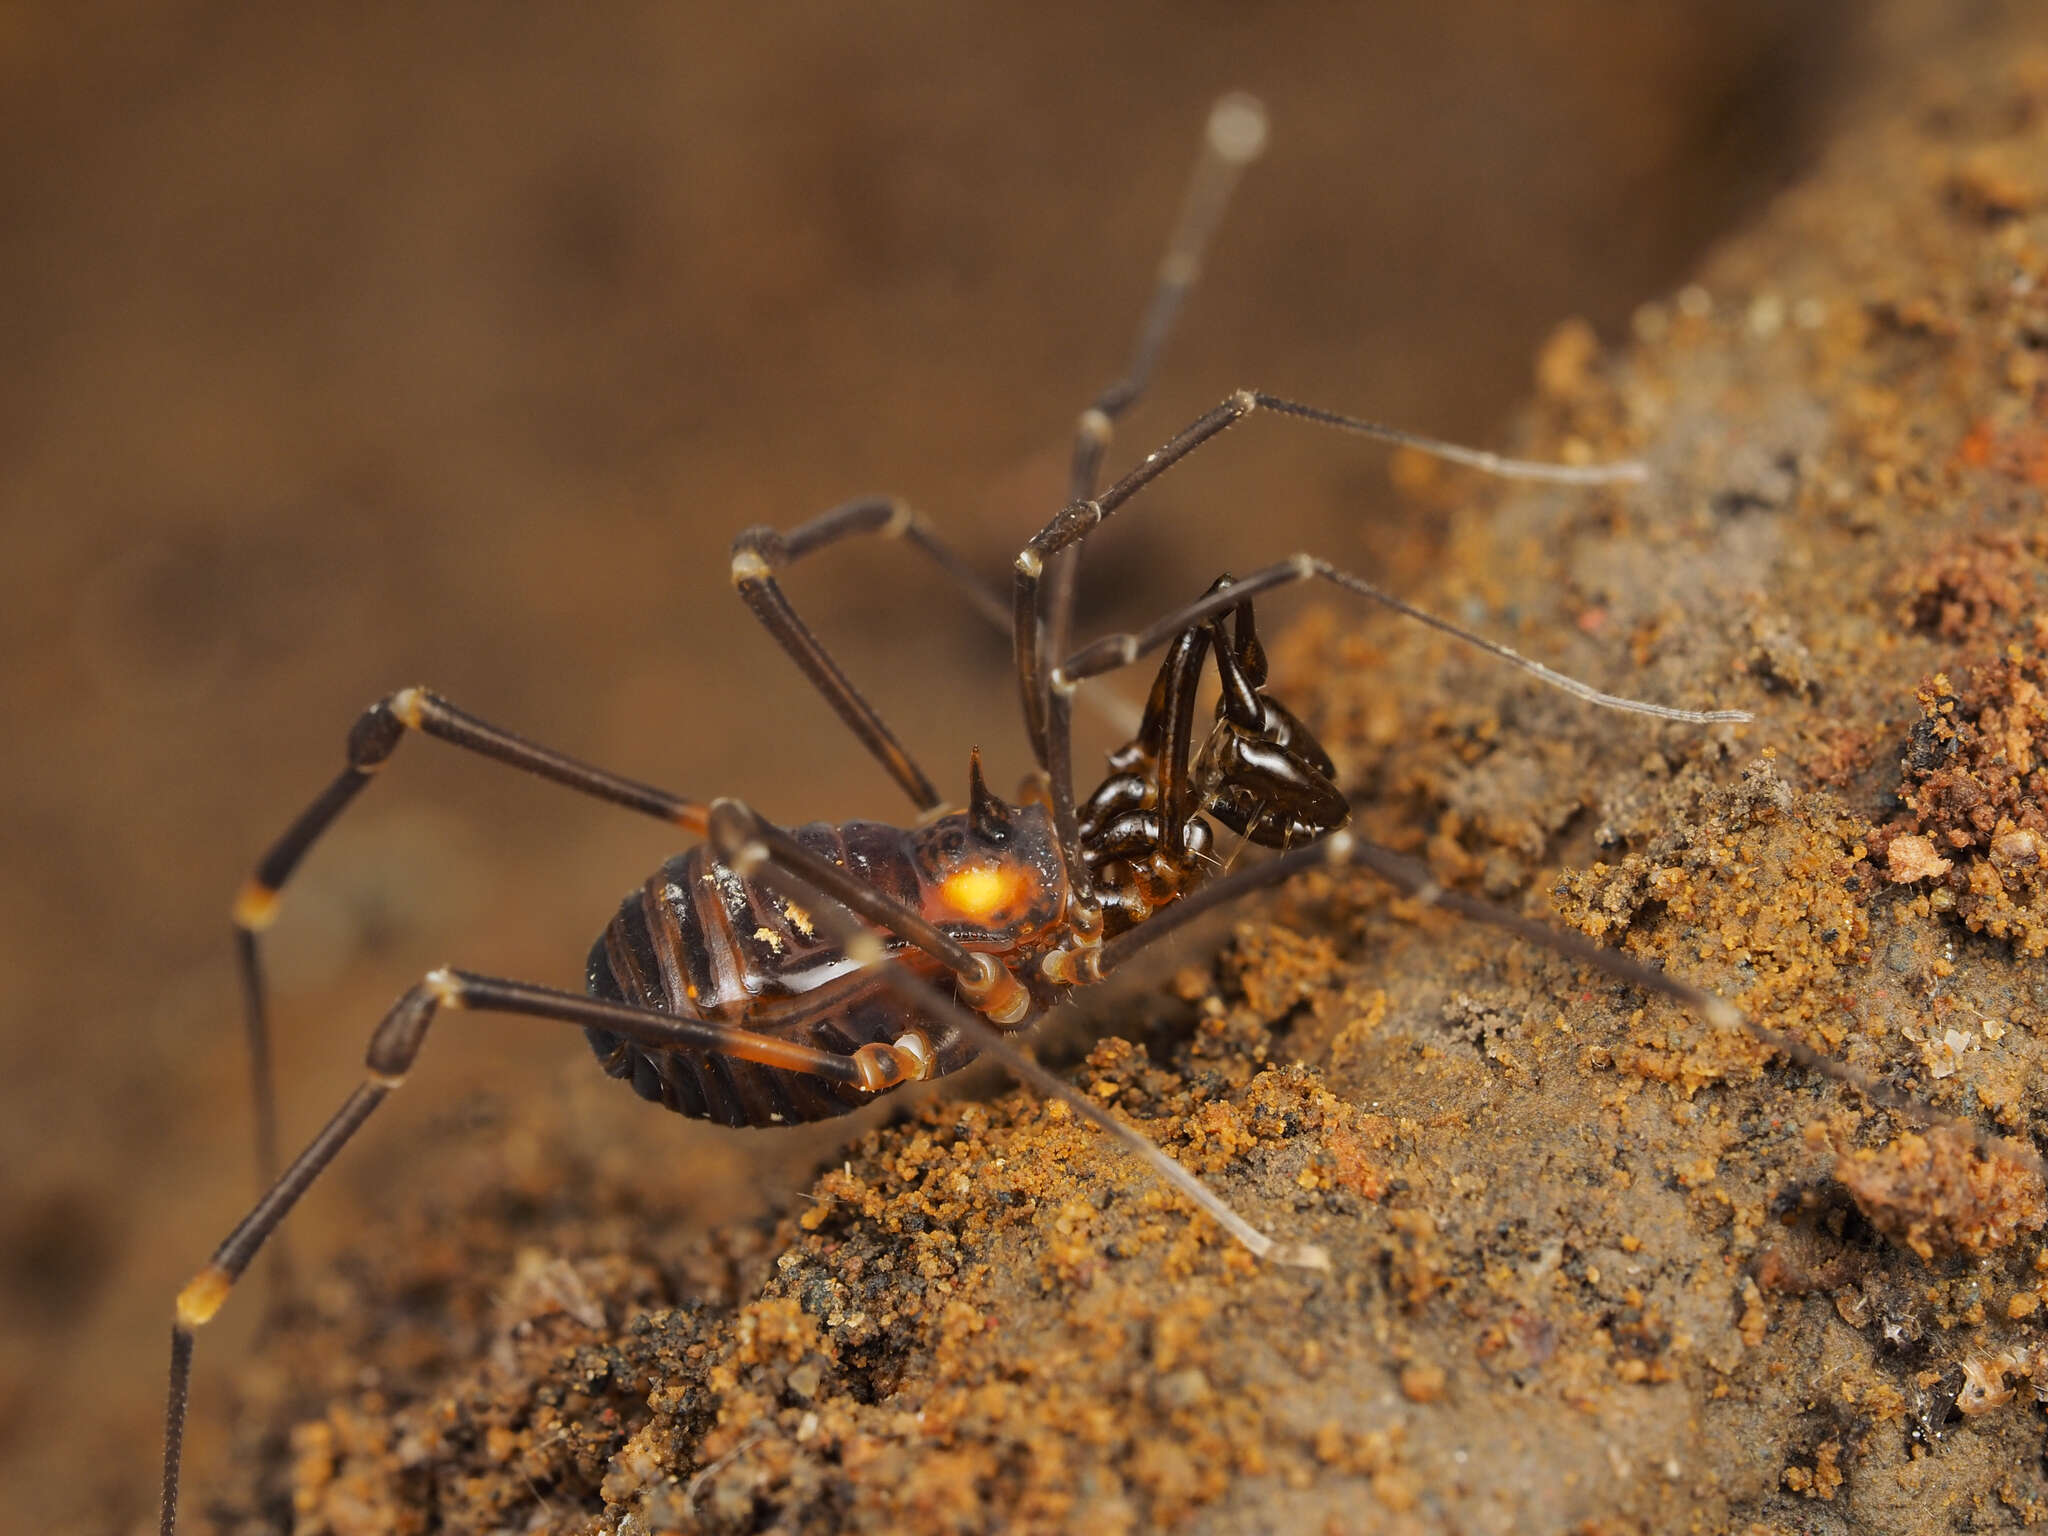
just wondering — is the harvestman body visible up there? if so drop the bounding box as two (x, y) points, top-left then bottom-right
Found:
(158, 95), (2031, 1534)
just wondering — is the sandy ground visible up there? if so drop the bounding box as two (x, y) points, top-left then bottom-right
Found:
(9, 3), (2033, 1532)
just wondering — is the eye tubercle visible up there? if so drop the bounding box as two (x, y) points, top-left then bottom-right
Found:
(968, 748), (1014, 842)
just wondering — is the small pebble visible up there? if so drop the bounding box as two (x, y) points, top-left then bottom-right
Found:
(1399, 1361), (1448, 1403)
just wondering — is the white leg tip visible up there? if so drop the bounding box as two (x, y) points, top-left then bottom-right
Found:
(1208, 93), (1269, 165)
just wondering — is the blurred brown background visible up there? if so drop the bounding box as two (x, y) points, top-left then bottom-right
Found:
(0, 2), (1911, 1528)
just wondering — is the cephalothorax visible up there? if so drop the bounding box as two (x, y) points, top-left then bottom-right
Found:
(158, 93), (2024, 1536)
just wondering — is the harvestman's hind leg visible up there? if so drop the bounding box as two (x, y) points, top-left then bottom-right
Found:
(159, 970), (921, 1536)
(232, 689), (712, 1197)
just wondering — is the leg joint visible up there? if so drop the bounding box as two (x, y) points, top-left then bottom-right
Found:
(959, 954), (1032, 1025)
(730, 525), (788, 588)
(706, 799), (770, 874)
(423, 967), (465, 1007)
(175, 1263), (233, 1330)
(232, 876), (281, 932)
(364, 980), (445, 1080)
(348, 694), (415, 767)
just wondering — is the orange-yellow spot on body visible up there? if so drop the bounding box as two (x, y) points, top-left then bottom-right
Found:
(941, 861), (1030, 923)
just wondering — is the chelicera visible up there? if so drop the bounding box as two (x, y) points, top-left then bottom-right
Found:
(157, 93), (2027, 1534)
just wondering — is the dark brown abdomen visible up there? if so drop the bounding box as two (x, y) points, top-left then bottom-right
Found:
(583, 821), (979, 1128)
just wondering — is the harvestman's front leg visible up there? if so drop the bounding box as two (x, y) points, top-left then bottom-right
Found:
(231, 688), (712, 1198)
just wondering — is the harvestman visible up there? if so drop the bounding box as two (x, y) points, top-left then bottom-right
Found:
(158, 94), (2033, 1534)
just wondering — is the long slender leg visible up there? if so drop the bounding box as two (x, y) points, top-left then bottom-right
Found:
(731, 497), (1010, 813)
(1041, 92), (1270, 707)
(1053, 555), (1750, 725)
(234, 688), (710, 1195)
(734, 496), (1141, 798)
(159, 967), (899, 1536)
(752, 495), (1011, 630)
(1090, 831), (2045, 1183)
